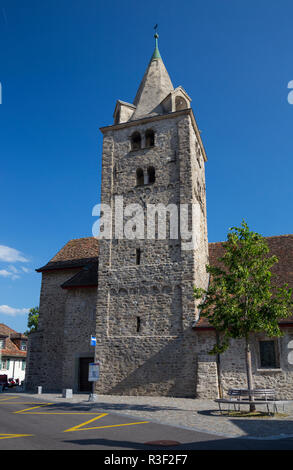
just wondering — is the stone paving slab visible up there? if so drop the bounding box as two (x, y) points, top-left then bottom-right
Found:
(3, 391), (293, 439)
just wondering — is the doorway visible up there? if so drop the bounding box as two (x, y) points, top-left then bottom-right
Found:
(78, 357), (94, 392)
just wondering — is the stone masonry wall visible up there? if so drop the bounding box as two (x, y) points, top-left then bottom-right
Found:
(196, 329), (293, 399)
(61, 287), (97, 391)
(25, 268), (81, 392)
(95, 110), (209, 397)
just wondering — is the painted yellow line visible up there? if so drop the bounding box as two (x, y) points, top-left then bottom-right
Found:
(0, 434), (34, 440)
(0, 402), (50, 405)
(13, 403), (53, 414)
(0, 396), (19, 402)
(64, 413), (108, 432)
(20, 412), (107, 415)
(65, 420), (149, 432)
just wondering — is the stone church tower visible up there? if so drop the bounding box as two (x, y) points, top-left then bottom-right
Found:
(93, 34), (209, 397)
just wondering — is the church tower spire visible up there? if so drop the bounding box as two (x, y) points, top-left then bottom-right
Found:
(131, 31), (174, 120)
(151, 31), (161, 60)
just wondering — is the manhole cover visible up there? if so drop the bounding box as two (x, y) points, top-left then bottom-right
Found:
(144, 440), (181, 446)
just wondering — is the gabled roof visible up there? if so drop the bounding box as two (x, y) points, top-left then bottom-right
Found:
(0, 324), (27, 358)
(36, 237), (99, 272)
(194, 234), (293, 330)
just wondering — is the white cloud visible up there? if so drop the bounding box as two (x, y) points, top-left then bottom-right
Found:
(9, 266), (19, 274)
(0, 269), (20, 280)
(0, 305), (29, 316)
(0, 245), (29, 263)
(21, 266), (30, 273)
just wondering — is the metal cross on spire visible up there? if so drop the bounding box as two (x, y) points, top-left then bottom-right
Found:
(152, 24), (161, 60)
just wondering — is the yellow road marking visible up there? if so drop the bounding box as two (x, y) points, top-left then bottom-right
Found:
(64, 413), (108, 432)
(19, 412), (106, 415)
(13, 403), (53, 414)
(0, 434), (33, 440)
(0, 396), (19, 402)
(75, 421), (150, 431)
(64, 417), (149, 433)
(0, 402), (50, 405)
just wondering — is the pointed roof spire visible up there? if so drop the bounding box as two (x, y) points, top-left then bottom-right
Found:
(131, 28), (174, 120)
(151, 28), (161, 60)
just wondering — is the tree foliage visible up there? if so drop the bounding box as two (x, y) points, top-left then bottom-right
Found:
(194, 221), (293, 355)
(25, 306), (39, 335)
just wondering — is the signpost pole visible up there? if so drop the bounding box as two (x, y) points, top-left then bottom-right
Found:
(88, 335), (99, 402)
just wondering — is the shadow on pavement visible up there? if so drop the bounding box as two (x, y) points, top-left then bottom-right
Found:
(46, 401), (182, 413)
(62, 436), (293, 451)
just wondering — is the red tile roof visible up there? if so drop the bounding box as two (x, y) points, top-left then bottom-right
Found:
(0, 324), (27, 358)
(36, 237), (99, 272)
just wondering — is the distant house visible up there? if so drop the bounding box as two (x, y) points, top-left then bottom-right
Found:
(0, 324), (27, 383)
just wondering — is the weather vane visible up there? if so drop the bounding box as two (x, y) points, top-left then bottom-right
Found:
(154, 24), (158, 38)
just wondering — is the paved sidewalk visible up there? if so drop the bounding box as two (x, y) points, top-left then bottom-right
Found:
(3, 391), (293, 440)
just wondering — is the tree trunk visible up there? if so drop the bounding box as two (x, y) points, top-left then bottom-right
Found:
(245, 336), (256, 412)
(215, 332), (223, 398)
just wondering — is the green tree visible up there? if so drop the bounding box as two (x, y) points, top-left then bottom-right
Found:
(25, 306), (39, 335)
(194, 221), (292, 411)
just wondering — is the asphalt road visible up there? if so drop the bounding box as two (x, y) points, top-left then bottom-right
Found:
(0, 395), (293, 452)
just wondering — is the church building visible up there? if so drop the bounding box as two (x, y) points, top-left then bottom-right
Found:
(25, 35), (293, 398)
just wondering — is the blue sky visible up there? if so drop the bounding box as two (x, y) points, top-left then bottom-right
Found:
(0, 0), (292, 333)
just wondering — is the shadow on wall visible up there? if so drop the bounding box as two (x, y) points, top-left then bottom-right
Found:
(96, 329), (198, 398)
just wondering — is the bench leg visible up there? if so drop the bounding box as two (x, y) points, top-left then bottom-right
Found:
(274, 403), (278, 414)
(266, 403), (270, 414)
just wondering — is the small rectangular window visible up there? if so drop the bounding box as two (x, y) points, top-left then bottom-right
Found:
(259, 341), (278, 368)
(136, 248), (141, 265)
(136, 317), (141, 333)
(1, 359), (9, 370)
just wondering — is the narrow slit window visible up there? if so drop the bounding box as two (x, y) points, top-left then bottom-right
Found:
(136, 317), (141, 333)
(136, 248), (141, 265)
